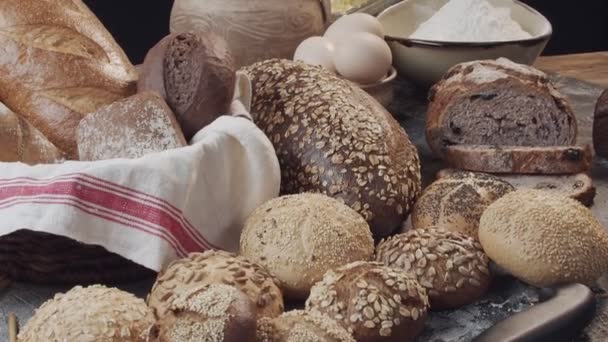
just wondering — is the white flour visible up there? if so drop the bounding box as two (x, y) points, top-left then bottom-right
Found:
(410, 0), (532, 42)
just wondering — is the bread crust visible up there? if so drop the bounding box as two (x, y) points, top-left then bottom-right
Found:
(0, 0), (137, 159)
(444, 145), (593, 174)
(0, 101), (63, 164)
(593, 89), (608, 158)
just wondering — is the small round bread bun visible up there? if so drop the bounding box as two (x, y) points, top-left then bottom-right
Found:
(148, 250), (283, 320)
(480, 189), (608, 287)
(257, 310), (355, 342)
(412, 170), (514, 238)
(155, 283), (256, 342)
(306, 261), (429, 342)
(18, 285), (155, 342)
(376, 228), (491, 310)
(240, 193), (375, 299)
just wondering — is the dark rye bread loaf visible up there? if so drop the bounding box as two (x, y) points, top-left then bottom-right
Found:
(243, 59), (422, 240)
(437, 169), (596, 207)
(426, 58), (577, 158)
(138, 31), (236, 139)
(444, 145), (593, 175)
(593, 89), (608, 158)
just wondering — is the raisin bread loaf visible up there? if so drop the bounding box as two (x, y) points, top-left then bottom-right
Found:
(426, 58), (577, 159)
(593, 89), (608, 158)
(0, 0), (138, 159)
(243, 59), (422, 239)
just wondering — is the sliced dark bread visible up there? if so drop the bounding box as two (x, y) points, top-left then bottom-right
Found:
(593, 89), (608, 158)
(426, 58), (577, 159)
(444, 145), (593, 175)
(437, 169), (595, 207)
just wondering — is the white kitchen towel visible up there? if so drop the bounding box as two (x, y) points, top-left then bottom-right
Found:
(0, 115), (281, 272)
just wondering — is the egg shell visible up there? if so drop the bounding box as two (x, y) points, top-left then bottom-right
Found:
(324, 13), (384, 44)
(293, 36), (336, 73)
(334, 32), (393, 85)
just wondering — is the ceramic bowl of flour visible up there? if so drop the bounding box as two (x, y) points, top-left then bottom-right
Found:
(377, 0), (552, 86)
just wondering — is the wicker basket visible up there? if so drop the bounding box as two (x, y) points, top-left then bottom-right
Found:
(0, 230), (155, 285)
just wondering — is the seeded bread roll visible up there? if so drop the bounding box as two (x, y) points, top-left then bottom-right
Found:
(138, 31), (236, 139)
(0, 0), (138, 159)
(18, 285), (156, 342)
(412, 171), (513, 238)
(426, 58), (577, 159)
(479, 189), (608, 287)
(240, 193), (375, 299)
(148, 250), (284, 320)
(593, 89), (608, 158)
(77, 91), (187, 160)
(444, 145), (593, 174)
(155, 284), (256, 342)
(257, 310), (355, 342)
(436, 169), (596, 207)
(306, 261), (429, 342)
(376, 228), (491, 310)
(243, 59), (422, 240)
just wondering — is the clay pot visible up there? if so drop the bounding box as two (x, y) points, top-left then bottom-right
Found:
(170, 0), (331, 69)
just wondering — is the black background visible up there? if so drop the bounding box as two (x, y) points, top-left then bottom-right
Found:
(82, 0), (608, 65)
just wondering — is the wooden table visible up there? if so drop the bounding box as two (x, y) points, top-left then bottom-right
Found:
(536, 51), (608, 88)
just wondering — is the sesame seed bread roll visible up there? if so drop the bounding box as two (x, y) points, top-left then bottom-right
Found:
(376, 228), (491, 310)
(148, 250), (284, 320)
(18, 285), (156, 342)
(306, 261), (429, 342)
(155, 284), (256, 342)
(479, 189), (608, 287)
(257, 310), (355, 342)
(412, 170), (514, 238)
(242, 59), (422, 240)
(240, 193), (375, 300)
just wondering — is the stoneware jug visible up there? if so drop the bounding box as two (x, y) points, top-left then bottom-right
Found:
(170, 0), (331, 68)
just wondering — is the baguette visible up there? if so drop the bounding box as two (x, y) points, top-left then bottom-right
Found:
(0, 0), (138, 159)
(444, 145), (593, 174)
(437, 169), (595, 207)
(0, 101), (63, 164)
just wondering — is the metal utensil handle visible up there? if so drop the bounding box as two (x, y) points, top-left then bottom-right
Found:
(473, 283), (596, 342)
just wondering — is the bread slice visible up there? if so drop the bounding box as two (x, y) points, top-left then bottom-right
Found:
(426, 58), (577, 159)
(437, 169), (595, 207)
(444, 145), (593, 174)
(593, 89), (608, 158)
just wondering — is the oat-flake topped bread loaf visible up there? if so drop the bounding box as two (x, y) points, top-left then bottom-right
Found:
(243, 59), (422, 239)
(18, 285), (156, 342)
(426, 58), (577, 158)
(0, 0), (138, 159)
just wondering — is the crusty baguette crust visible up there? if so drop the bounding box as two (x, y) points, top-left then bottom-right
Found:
(0, 0), (137, 159)
(426, 58), (577, 159)
(437, 169), (596, 207)
(444, 145), (593, 175)
(0, 101), (63, 164)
